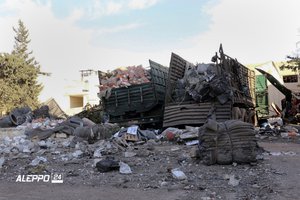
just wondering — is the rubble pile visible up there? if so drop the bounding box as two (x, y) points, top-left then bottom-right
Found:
(0, 108), (281, 199)
(0, 107), (32, 128)
(256, 117), (300, 140)
(161, 126), (199, 145)
(0, 106), (53, 128)
(198, 119), (259, 165)
(0, 132), (120, 162)
(99, 65), (151, 96)
(114, 125), (159, 141)
(75, 105), (103, 124)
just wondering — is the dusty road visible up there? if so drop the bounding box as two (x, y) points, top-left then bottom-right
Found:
(0, 141), (299, 200)
(0, 183), (188, 200)
(259, 141), (300, 200)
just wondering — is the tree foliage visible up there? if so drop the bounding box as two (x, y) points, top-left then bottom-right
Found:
(0, 20), (42, 113)
(280, 54), (300, 72)
(12, 19), (39, 68)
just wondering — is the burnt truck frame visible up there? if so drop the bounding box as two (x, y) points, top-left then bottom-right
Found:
(99, 60), (168, 127)
(163, 44), (255, 127)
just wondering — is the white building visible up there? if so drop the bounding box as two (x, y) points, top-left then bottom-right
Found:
(38, 69), (100, 116)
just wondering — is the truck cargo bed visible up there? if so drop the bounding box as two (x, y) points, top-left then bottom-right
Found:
(100, 60), (168, 126)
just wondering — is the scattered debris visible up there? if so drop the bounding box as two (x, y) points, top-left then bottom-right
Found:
(95, 157), (119, 172)
(228, 175), (240, 187)
(72, 150), (84, 159)
(1, 45), (299, 199)
(0, 157), (5, 169)
(0, 106), (53, 128)
(114, 125), (159, 142)
(162, 128), (183, 141)
(268, 117), (283, 127)
(280, 132), (289, 138)
(75, 105), (103, 124)
(283, 151), (296, 156)
(185, 140), (199, 146)
(270, 152), (282, 156)
(55, 133), (67, 138)
(256, 117), (300, 141)
(93, 148), (103, 158)
(119, 162), (132, 174)
(124, 151), (136, 158)
(269, 151), (296, 156)
(30, 156), (47, 166)
(171, 168), (187, 180)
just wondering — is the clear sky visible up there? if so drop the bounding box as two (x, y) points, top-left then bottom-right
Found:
(0, 0), (300, 80)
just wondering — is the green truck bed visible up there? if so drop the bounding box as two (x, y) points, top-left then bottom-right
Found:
(100, 60), (168, 126)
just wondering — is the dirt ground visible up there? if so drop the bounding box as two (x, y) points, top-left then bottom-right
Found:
(259, 141), (300, 200)
(0, 136), (300, 200)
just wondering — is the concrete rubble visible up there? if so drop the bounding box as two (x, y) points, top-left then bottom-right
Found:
(119, 162), (132, 174)
(171, 168), (187, 180)
(256, 117), (300, 140)
(0, 104), (298, 199)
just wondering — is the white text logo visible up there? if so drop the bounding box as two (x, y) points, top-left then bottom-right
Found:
(16, 173), (63, 183)
(16, 175), (50, 183)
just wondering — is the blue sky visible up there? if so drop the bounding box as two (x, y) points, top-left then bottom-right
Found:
(0, 0), (300, 77)
(33, 0), (215, 51)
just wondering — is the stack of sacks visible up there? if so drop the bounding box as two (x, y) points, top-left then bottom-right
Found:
(198, 119), (259, 165)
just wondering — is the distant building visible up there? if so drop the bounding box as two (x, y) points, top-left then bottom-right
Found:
(38, 69), (100, 116)
(248, 61), (300, 117)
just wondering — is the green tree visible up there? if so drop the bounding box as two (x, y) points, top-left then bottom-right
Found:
(280, 55), (300, 72)
(280, 42), (300, 72)
(0, 20), (42, 113)
(12, 19), (39, 67)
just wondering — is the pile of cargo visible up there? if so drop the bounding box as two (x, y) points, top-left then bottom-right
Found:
(172, 63), (232, 104)
(99, 65), (151, 97)
(162, 45), (255, 128)
(198, 119), (259, 165)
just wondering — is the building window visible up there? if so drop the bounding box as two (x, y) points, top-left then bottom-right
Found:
(80, 70), (96, 78)
(283, 75), (298, 83)
(70, 96), (84, 108)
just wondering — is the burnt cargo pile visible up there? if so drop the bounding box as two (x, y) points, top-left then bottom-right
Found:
(99, 60), (168, 127)
(163, 45), (255, 127)
(198, 119), (259, 165)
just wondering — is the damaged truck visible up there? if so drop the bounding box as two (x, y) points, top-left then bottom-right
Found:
(163, 44), (256, 127)
(98, 60), (168, 127)
(98, 45), (255, 128)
